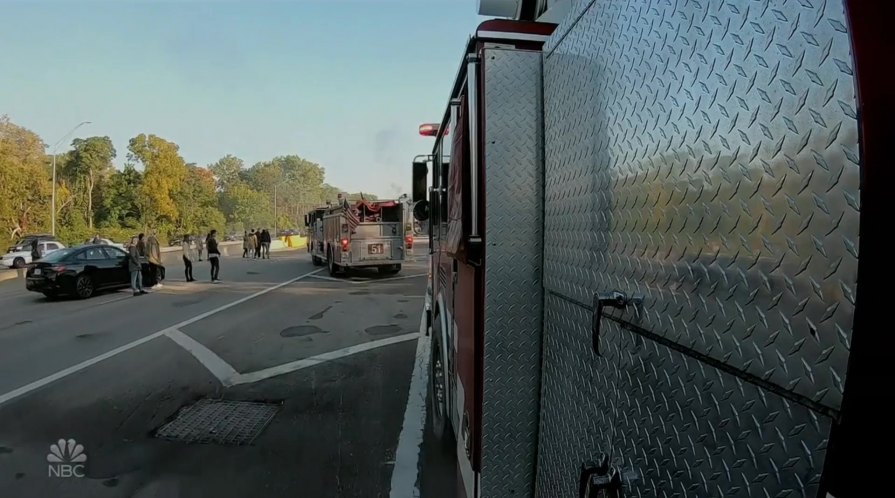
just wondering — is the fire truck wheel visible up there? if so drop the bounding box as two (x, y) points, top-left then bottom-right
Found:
(378, 264), (401, 275)
(327, 250), (342, 277)
(428, 328), (452, 447)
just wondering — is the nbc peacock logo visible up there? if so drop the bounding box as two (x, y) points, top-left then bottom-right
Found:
(47, 438), (87, 478)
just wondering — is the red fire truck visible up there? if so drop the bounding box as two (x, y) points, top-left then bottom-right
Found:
(411, 3), (885, 497)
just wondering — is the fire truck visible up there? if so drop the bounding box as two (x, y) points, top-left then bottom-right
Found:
(304, 206), (327, 266)
(411, 2), (885, 497)
(321, 195), (408, 276)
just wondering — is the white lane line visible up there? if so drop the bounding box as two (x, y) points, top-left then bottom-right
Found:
(165, 328), (240, 387)
(389, 310), (430, 498)
(370, 273), (427, 283)
(308, 274), (358, 284)
(0, 268), (324, 408)
(232, 332), (420, 386)
(307, 273), (426, 285)
(0, 331), (167, 407)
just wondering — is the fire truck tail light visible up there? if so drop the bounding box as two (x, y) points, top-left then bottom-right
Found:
(340, 239), (349, 251)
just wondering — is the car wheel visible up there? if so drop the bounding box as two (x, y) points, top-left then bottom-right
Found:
(13, 257), (26, 269)
(75, 274), (95, 299)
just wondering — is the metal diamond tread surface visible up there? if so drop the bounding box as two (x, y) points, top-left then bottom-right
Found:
(155, 399), (280, 446)
(536, 294), (831, 498)
(541, 0), (859, 411)
(480, 48), (545, 498)
(536, 0), (860, 497)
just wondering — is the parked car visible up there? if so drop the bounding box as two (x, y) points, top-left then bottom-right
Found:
(25, 244), (132, 299)
(2, 240), (66, 268)
(78, 238), (125, 250)
(6, 234), (57, 253)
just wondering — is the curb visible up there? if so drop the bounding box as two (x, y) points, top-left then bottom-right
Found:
(0, 270), (24, 284)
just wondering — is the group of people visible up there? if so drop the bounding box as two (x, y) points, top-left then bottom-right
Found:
(126, 229), (222, 296)
(243, 229), (272, 259)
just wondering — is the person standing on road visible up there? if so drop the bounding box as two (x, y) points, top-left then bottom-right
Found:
(242, 230), (251, 258)
(254, 228), (262, 259)
(249, 229), (259, 259)
(261, 229), (272, 259)
(181, 235), (196, 282)
(197, 234), (205, 261)
(128, 236), (147, 296)
(207, 230), (221, 283)
(30, 239), (41, 262)
(146, 231), (164, 289)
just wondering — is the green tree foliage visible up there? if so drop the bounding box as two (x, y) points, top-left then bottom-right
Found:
(64, 136), (116, 229)
(174, 164), (225, 236)
(127, 134), (188, 226)
(0, 117), (368, 245)
(209, 154), (243, 191)
(218, 182), (272, 231)
(0, 116), (51, 239)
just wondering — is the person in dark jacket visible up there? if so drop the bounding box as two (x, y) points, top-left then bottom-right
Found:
(254, 228), (262, 259)
(206, 230), (221, 283)
(30, 239), (41, 262)
(128, 236), (147, 296)
(261, 229), (272, 259)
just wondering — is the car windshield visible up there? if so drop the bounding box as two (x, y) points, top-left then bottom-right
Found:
(36, 248), (77, 263)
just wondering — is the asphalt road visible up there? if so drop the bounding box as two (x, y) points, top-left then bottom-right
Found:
(0, 241), (455, 498)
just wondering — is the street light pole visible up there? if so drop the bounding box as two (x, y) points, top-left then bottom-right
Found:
(50, 120), (91, 236)
(274, 183), (278, 238)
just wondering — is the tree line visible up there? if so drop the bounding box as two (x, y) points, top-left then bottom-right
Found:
(0, 115), (376, 245)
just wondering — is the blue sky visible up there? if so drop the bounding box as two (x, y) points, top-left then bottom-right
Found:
(0, 0), (485, 198)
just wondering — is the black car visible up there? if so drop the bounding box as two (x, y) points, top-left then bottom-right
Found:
(25, 244), (132, 299)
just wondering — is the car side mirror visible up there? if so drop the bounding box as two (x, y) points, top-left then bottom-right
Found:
(413, 200), (429, 222)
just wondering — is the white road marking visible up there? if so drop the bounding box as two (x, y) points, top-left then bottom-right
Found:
(368, 273), (427, 283)
(389, 310), (430, 498)
(165, 328), (240, 387)
(0, 331), (167, 407)
(232, 333), (420, 386)
(308, 274), (356, 284)
(307, 273), (426, 285)
(0, 268), (324, 408)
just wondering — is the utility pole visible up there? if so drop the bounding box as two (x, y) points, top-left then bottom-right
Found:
(50, 121), (91, 236)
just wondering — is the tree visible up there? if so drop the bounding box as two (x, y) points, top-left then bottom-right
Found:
(208, 154), (244, 192)
(218, 182), (272, 231)
(0, 116), (51, 240)
(174, 164), (226, 235)
(97, 163), (143, 229)
(127, 134), (188, 228)
(66, 136), (116, 229)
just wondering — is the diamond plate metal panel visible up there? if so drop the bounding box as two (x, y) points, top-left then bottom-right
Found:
(541, 0), (860, 411)
(481, 48), (544, 498)
(536, 294), (832, 498)
(155, 399), (279, 446)
(536, 294), (616, 498)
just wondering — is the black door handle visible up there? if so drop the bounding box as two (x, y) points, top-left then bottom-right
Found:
(579, 455), (609, 498)
(581, 466), (623, 498)
(592, 291), (643, 355)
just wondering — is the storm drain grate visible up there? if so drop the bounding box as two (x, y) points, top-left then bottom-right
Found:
(154, 399), (280, 446)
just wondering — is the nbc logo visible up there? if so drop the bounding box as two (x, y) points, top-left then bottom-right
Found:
(47, 438), (87, 478)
